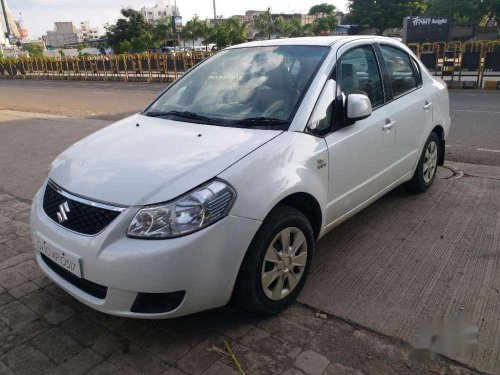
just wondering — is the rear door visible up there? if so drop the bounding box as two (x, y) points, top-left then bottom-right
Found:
(323, 41), (398, 226)
(377, 44), (431, 177)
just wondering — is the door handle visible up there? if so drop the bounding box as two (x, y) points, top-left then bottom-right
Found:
(382, 120), (396, 131)
(423, 101), (432, 110)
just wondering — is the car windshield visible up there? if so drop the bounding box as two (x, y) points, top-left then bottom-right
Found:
(145, 45), (329, 128)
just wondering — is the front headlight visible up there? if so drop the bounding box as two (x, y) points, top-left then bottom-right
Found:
(127, 180), (236, 239)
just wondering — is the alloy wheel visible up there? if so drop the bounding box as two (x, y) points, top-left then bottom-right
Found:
(423, 141), (438, 184)
(261, 227), (308, 301)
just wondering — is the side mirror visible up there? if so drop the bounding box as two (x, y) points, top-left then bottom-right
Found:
(346, 94), (372, 123)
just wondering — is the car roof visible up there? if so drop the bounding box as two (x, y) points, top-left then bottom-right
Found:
(226, 35), (400, 49)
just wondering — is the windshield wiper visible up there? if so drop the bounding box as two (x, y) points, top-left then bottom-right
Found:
(231, 117), (291, 128)
(144, 111), (223, 125)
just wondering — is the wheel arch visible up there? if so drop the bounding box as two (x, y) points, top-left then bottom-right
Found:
(275, 192), (323, 240)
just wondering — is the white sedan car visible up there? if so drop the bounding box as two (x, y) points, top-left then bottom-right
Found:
(30, 36), (450, 318)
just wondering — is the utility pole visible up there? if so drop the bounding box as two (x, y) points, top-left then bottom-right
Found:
(0, 0), (12, 38)
(212, 0), (218, 50)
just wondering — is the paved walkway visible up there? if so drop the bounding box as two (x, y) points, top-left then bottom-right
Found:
(299, 163), (500, 374)
(0, 190), (477, 375)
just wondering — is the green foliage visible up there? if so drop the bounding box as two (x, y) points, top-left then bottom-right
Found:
(311, 15), (338, 35)
(152, 18), (174, 47)
(24, 43), (44, 58)
(427, 0), (499, 27)
(76, 43), (85, 56)
(224, 18), (247, 46)
(207, 18), (247, 48)
(254, 8), (276, 39)
(197, 20), (213, 50)
(105, 8), (152, 53)
(274, 17), (310, 38)
(181, 16), (246, 50)
(181, 16), (199, 47)
(118, 40), (133, 53)
(309, 3), (336, 16)
(255, 5), (337, 39)
(346, 0), (427, 34)
(96, 42), (107, 55)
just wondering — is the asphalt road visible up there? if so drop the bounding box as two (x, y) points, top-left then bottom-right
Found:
(0, 79), (499, 166)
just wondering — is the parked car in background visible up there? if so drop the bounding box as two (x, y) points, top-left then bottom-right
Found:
(30, 36), (450, 318)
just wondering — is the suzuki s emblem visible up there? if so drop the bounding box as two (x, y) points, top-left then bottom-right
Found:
(57, 202), (70, 223)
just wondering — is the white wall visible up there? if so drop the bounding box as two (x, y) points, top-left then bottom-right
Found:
(43, 48), (101, 57)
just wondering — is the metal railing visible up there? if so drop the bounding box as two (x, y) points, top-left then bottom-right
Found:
(1, 41), (499, 88)
(409, 40), (500, 88)
(0, 51), (213, 82)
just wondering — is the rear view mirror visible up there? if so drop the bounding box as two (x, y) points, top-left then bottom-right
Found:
(346, 94), (372, 123)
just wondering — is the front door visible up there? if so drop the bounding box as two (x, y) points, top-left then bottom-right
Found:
(324, 42), (398, 227)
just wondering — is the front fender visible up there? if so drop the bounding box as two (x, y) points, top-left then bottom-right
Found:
(219, 132), (329, 227)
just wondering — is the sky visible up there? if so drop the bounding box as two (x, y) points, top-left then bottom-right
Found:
(9, 0), (349, 39)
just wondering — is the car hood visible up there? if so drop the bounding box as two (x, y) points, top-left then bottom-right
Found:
(49, 114), (282, 206)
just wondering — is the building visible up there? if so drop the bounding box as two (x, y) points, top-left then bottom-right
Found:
(15, 21), (28, 40)
(43, 22), (79, 47)
(77, 21), (100, 42)
(231, 11), (265, 39)
(0, 30), (7, 47)
(141, 0), (179, 24)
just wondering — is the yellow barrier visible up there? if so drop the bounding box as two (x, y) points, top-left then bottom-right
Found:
(0, 42), (499, 89)
(0, 51), (210, 82)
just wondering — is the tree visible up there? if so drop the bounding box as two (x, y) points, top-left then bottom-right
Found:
(309, 3), (336, 17)
(346, 0), (426, 35)
(427, 0), (499, 36)
(311, 15), (338, 35)
(152, 18), (174, 47)
(196, 20), (213, 50)
(273, 17), (308, 38)
(255, 8), (276, 39)
(76, 43), (85, 56)
(24, 43), (44, 58)
(288, 17), (310, 37)
(105, 8), (152, 53)
(119, 40), (133, 53)
(224, 18), (247, 46)
(204, 18), (246, 48)
(181, 17), (198, 49)
(96, 42), (107, 55)
(274, 17), (292, 38)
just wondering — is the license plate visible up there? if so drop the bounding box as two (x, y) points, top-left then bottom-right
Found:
(33, 235), (82, 278)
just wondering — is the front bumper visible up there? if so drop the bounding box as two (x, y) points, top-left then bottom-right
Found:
(30, 183), (261, 318)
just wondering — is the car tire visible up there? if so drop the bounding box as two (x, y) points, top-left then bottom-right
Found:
(406, 132), (440, 193)
(233, 205), (315, 315)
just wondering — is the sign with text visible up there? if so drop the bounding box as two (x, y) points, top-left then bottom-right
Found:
(172, 16), (182, 33)
(402, 16), (451, 43)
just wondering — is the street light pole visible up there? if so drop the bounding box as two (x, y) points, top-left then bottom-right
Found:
(174, 0), (180, 47)
(0, 0), (12, 38)
(212, 0), (218, 49)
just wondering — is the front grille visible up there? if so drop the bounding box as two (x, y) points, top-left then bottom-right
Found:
(43, 181), (124, 236)
(41, 254), (108, 299)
